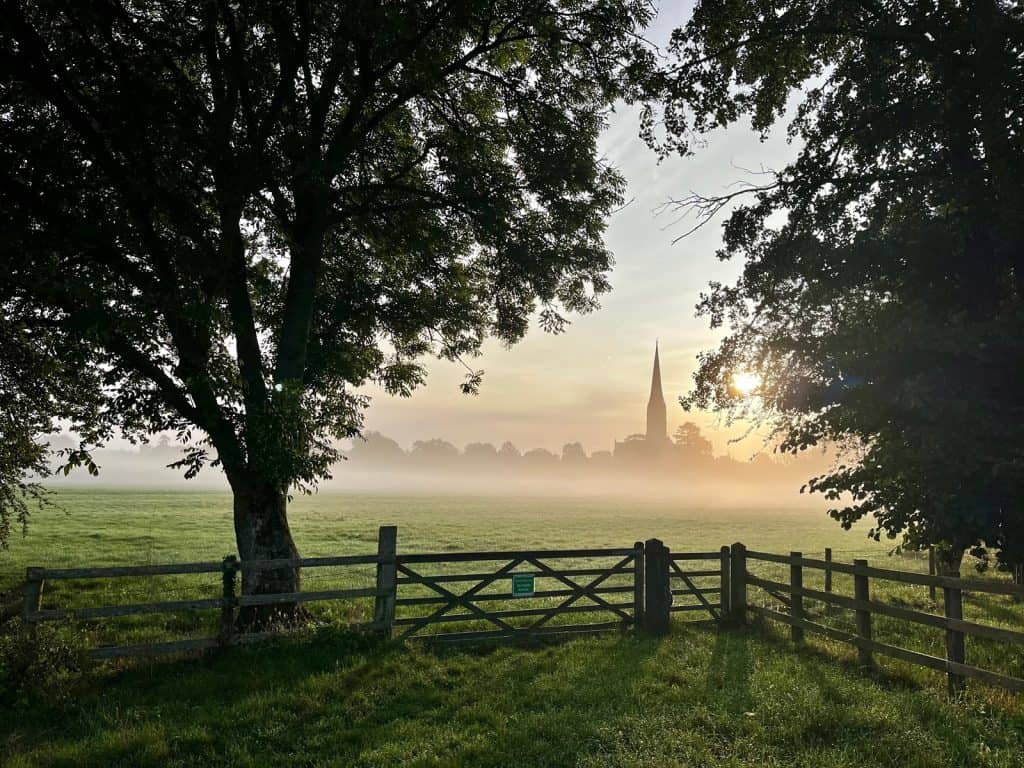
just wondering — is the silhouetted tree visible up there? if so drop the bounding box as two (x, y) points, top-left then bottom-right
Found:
(561, 442), (587, 464)
(0, 1), (652, 612)
(410, 439), (459, 465)
(139, 433), (181, 462)
(652, 0), (1024, 572)
(498, 441), (521, 461)
(464, 442), (499, 464)
(673, 422), (712, 460)
(349, 432), (406, 465)
(522, 448), (558, 468)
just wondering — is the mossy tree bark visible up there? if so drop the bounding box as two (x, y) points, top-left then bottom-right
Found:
(229, 478), (303, 630)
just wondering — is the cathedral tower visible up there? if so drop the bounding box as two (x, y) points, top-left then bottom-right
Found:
(646, 342), (667, 442)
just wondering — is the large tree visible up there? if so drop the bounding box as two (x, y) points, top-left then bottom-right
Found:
(648, 0), (1024, 573)
(0, 0), (652, 621)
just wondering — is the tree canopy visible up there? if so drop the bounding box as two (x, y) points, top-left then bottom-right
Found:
(0, 0), (653, 606)
(674, 422), (712, 459)
(649, 0), (1024, 568)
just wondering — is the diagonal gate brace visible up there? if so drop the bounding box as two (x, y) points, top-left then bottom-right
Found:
(525, 554), (635, 630)
(670, 559), (720, 620)
(396, 558), (523, 638)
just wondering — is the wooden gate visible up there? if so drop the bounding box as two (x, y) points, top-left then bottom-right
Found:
(393, 546), (643, 643)
(669, 548), (730, 622)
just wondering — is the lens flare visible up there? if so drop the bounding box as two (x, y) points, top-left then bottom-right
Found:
(732, 371), (761, 396)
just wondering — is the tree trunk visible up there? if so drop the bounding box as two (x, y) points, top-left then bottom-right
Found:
(1013, 564), (1023, 605)
(230, 478), (304, 630)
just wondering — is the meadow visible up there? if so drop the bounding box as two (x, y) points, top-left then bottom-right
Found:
(2, 489), (1023, 767)
(2, 488), (901, 588)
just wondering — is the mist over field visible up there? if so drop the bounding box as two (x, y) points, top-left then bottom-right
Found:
(39, 429), (833, 509)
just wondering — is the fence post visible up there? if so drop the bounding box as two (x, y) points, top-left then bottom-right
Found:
(719, 545), (730, 623)
(790, 552), (804, 644)
(854, 559), (872, 667)
(928, 547), (937, 603)
(374, 525), (398, 637)
(633, 541), (645, 630)
(729, 542), (747, 626)
(943, 574), (966, 696)
(824, 548), (832, 594)
(220, 555), (238, 646)
(642, 538), (670, 635)
(22, 567), (43, 636)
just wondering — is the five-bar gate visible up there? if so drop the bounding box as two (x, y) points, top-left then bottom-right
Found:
(391, 538), (727, 642)
(393, 545), (644, 642)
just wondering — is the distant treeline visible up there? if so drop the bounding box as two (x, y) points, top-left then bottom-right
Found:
(40, 425), (832, 502)
(346, 423), (831, 487)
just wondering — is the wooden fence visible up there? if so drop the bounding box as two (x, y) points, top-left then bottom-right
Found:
(17, 533), (1024, 696)
(18, 532), (724, 656)
(21, 549), (391, 659)
(730, 543), (1024, 695)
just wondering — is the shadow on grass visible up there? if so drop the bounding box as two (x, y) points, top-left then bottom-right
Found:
(288, 631), (664, 766)
(745, 617), (931, 695)
(3, 628), (663, 768)
(1, 628), (400, 761)
(964, 591), (1024, 625)
(6, 622), (1024, 768)
(704, 627), (754, 715)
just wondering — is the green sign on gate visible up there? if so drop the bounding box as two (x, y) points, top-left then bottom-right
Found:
(511, 573), (535, 597)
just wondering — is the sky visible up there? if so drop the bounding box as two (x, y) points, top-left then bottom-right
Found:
(356, 3), (802, 458)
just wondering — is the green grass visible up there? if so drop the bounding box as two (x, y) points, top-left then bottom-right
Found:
(5, 625), (1024, 767)
(3, 488), (902, 575)
(2, 489), (1023, 767)
(2, 489), (903, 649)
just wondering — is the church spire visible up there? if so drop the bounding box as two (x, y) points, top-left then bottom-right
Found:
(649, 341), (664, 401)
(646, 341), (667, 441)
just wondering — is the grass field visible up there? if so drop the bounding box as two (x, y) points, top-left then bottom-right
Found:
(2, 489), (1023, 767)
(1, 488), (901, 578)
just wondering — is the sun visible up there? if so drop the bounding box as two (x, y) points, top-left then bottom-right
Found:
(732, 371), (761, 396)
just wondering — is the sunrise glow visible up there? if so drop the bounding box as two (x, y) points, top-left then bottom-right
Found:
(732, 371), (761, 396)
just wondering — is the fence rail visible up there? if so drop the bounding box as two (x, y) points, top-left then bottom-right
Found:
(17, 534), (1024, 697)
(20, 543), (394, 659)
(397, 548), (637, 563)
(747, 550), (1024, 596)
(737, 546), (1024, 695)
(18, 529), (662, 657)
